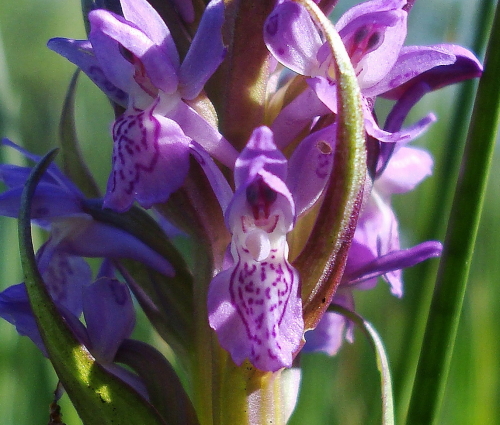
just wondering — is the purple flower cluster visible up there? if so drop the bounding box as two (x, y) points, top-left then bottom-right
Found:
(0, 0), (482, 380)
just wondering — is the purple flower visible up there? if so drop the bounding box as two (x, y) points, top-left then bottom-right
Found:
(203, 121), (337, 370)
(0, 247), (92, 356)
(48, 0), (237, 211)
(260, 0), (482, 356)
(0, 138), (173, 275)
(304, 143), (443, 355)
(264, 0), (482, 147)
(356, 144), (435, 296)
(208, 127), (303, 372)
(0, 258), (146, 394)
(305, 240), (442, 355)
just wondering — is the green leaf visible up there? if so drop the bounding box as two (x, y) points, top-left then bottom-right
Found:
(19, 149), (167, 425)
(330, 304), (395, 425)
(115, 339), (199, 425)
(59, 69), (101, 198)
(290, 0), (366, 330)
(117, 258), (195, 364)
(405, 2), (500, 424)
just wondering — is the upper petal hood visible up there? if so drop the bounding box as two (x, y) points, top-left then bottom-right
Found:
(337, 0), (408, 90)
(264, 1), (323, 76)
(89, 8), (178, 94)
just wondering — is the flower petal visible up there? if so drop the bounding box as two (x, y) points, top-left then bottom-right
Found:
(383, 81), (433, 134)
(54, 217), (174, 276)
(178, 0), (226, 100)
(287, 123), (336, 216)
(365, 44), (457, 98)
(47, 38), (128, 106)
(37, 246), (91, 316)
(1, 138), (84, 196)
(83, 277), (135, 363)
(228, 127), (295, 229)
(309, 78), (436, 143)
(189, 142), (233, 213)
(0, 248), (92, 355)
(88, 17), (136, 94)
(120, 0), (180, 69)
(208, 237), (302, 371)
(364, 106), (436, 143)
(356, 191), (400, 256)
(0, 183), (84, 220)
(104, 102), (190, 212)
(264, 1), (323, 76)
(344, 241), (443, 296)
(270, 86), (330, 149)
(336, 0), (407, 89)
(209, 127), (303, 371)
(376, 146), (433, 195)
(234, 126), (288, 189)
(375, 44), (482, 99)
(336, 0), (406, 28)
(89, 9), (178, 94)
(0, 284), (47, 354)
(168, 101), (238, 168)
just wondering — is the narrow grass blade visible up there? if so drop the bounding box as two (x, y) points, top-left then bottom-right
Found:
(405, 2), (500, 423)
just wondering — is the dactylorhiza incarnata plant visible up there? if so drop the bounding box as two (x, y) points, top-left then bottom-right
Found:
(0, 0), (483, 424)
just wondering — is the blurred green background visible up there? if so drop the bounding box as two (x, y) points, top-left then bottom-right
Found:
(0, 0), (497, 424)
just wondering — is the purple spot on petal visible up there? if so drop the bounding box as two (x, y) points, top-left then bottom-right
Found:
(367, 32), (382, 50)
(108, 280), (128, 306)
(88, 65), (127, 101)
(354, 26), (369, 45)
(265, 15), (279, 36)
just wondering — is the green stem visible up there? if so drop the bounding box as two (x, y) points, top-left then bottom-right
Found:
(211, 0), (275, 151)
(405, 2), (500, 423)
(214, 352), (289, 425)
